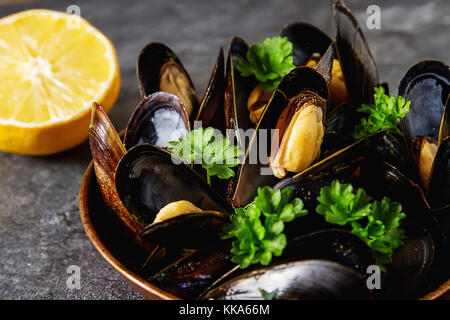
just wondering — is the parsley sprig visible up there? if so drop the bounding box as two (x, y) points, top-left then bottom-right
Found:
(316, 180), (406, 269)
(168, 127), (243, 186)
(316, 180), (372, 225)
(222, 187), (308, 268)
(353, 86), (411, 139)
(236, 36), (295, 92)
(350, 197), (406, 267)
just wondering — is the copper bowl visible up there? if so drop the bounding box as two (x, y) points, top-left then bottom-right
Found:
(79, 160), (450, 300)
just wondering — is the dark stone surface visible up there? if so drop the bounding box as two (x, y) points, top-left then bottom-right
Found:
(0, 0), (448, 299)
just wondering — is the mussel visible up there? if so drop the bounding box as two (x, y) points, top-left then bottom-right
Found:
(137, 43), (226, 131)
(333, 0), (380, 109)
(399, 60), (450, 209)
(232, 66), (329, 207)
(89, 103), (148, 248)
(137, 43), (200, 119)
(115, 143), (232, 247)
(201, 260), (371, 300)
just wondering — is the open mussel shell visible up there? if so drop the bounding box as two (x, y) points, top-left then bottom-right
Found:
(280, 22), (332, 67)
(149, 243), (235, 299)
(399, 60), (449, 143)
(115, 144), (232, 226)
(201, 259), (371, 300)
(123, 92), (190, 150)
(232, 66), (329, 208)
(140, 211), (228, 249)
(399, 60), (450, 208)
(333, 0), (379, 109)
(195, 48), (226, 133)
(89, 103), (146, 237)
(224, 36), (259, 149)
(137, 42), (200, 119)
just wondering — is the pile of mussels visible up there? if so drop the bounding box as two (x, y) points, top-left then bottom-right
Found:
(88, 0), (449, 299)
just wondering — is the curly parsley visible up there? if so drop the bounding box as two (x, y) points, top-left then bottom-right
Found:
(168, 127), (243, 186)
(236, 36), (295, 92)
(222, 187), (308, 268)
(350, 197), (406, 268)
(316, 180), (372, 225)
(316, 180), (406, 269)
(353, 86), (411, 139)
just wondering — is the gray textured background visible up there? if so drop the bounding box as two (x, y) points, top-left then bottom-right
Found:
(0, 0), (448, 299)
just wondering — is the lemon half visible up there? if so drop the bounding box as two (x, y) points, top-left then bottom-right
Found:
(0, 9), (120, 155)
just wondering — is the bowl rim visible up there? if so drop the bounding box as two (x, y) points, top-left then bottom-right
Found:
(79, 160), (450, 300)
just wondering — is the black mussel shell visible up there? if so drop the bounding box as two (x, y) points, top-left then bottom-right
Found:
(399, 60), (449, 142)
(123, 92), (190, 150)
(232, 66), (329, 208)
(321, 102), (356, 158)
(201, 259), (371, 300)
(140, 211), (228, 249)
(89, 103), (150, 249)
(333, 0), (379, 109)
(428, 137), (450, 209)
(224, 36), (259, 149)
(439, 96), (450, 144)
(315, 43), (336, 86)
(115, 144), (232, 225)
(280, 229), (376, 278)
(280, 22), (332, 67)
(195, 48), (226, 133)
(149, 243), (235, 299)
(137, 42), (200, 119)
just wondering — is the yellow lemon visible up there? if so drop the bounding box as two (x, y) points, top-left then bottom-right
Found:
(0, 9), (120, 155)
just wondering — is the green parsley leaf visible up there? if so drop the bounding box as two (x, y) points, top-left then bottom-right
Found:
(316, 180), (407, 270)
(350, 197), (406, 269)
(222, 186), (308, 268)
(316, 180), (372, 225)
(353, 86), (411, 139)
(259, 288), (278, 300)
(236, 36), (295, 92)
(168, 127), (243, 186)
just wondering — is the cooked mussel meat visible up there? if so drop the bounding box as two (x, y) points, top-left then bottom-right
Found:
(269, 88), (327, 178)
